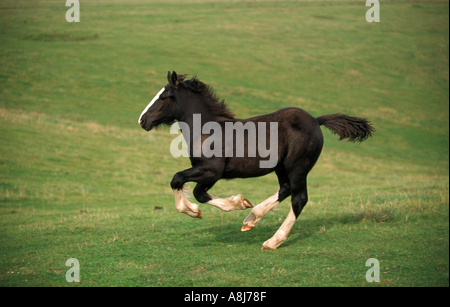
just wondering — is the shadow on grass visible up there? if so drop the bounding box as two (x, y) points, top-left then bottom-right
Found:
(191, 211), (372, 249)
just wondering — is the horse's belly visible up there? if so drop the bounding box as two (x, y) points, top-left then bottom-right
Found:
(222, 157), (276, 179)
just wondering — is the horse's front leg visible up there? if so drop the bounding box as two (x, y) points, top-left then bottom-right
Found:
(170, 168), (209, 219)
(193, 183), (253, 212)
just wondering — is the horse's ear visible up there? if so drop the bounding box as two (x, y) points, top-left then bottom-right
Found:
(168, 71), (178, 88)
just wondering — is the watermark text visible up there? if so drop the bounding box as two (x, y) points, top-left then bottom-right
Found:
(366, 0), (380, 22)
(170, 114), (278, 168)
(65, 258), (80, 282)
(365, 258), (380, 282)
(65, 0), (80, 22)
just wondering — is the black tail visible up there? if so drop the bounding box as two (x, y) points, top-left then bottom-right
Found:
(316, 113), (375, 143)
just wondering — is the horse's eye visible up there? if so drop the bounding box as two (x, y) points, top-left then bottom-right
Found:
(160, 96), (166, 102)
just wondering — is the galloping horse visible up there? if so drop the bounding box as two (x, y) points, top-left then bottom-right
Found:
(139, 71), (374, 249)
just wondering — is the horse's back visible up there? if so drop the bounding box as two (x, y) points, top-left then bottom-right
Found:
(221, 107), (324, 178)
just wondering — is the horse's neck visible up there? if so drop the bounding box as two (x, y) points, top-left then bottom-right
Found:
(180, 102), (218, 130)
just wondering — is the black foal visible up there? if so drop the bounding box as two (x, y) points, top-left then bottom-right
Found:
(139, 71), (374, 249)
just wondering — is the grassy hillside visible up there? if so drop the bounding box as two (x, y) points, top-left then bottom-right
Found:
(0, 0), (448, 287)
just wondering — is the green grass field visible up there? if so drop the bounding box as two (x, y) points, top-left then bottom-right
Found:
(0, 0), (448, 287)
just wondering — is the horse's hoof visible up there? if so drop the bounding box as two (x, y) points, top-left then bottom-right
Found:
(241, 225), (253, 232)
(242, 198), (253, 208)
(261, 242), (276, 250)
(197, 211), (202, 219)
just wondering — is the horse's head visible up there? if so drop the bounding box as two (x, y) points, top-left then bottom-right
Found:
(139, 71), (234, 131)
(138, 71), (186, 131)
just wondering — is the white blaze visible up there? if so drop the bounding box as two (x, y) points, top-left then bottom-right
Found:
(138, 87), (165, 124)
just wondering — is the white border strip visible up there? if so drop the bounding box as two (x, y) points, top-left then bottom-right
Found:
(138, 87), (165, 124)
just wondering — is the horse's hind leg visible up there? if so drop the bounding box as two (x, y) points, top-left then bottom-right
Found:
(193, 183), (253, 212)
(241, 169), (291, 232)
(262, 177), (308, 250)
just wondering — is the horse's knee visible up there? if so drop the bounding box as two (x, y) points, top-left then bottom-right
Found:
(170, 173), (184, 190)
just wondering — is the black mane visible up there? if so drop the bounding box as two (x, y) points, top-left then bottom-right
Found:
(178, 75), (235, 120)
